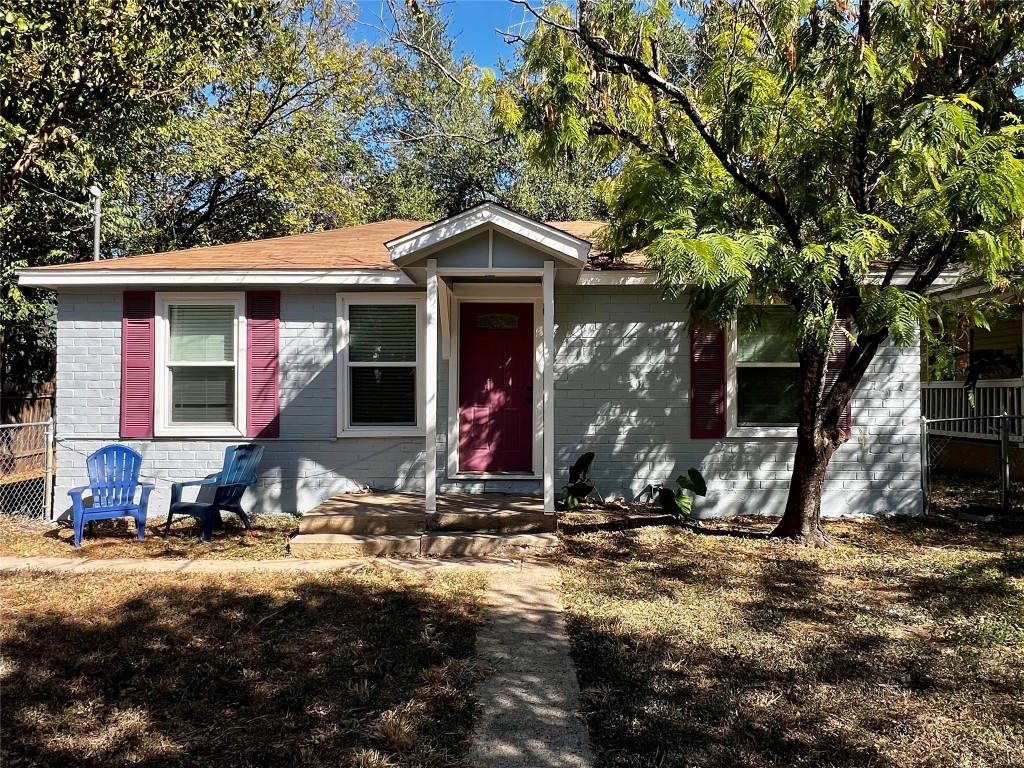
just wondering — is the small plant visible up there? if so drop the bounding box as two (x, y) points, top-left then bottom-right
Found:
(562, 451), (603, 509)
(636, 467), (708, 522)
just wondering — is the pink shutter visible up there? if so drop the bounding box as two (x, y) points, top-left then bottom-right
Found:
(827, 308), (853, 438)
(690, 327), (726, 439)
(121, 291), (155, 438)
(247, 291), (280, 438)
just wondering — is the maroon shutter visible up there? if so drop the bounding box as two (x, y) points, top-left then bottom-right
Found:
(247, 291), (280, 438)
(121, 291), (155, 438)
(690, 327), (726, 438)
(827, 309), (853, 438)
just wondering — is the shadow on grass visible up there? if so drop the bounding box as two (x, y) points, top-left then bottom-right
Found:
(1, 570), (481, 768)
(559, 522), (1024, 768)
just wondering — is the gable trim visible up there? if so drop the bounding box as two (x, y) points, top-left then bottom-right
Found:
(386, 202), (591, 267)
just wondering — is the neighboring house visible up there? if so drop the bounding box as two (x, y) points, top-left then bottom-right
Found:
(921, 289), (1023, 481)
(18, 203), (924, 519)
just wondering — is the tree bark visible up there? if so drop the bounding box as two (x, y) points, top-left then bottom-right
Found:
(772, 422), (837, 546)
(770, 349), (840, 547)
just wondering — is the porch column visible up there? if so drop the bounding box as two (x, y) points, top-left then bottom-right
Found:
(543, 260), (555, 514)
(425, 259), (438, 513)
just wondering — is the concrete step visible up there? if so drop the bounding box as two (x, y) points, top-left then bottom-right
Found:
(419, 532), (558, 557)
(298, 510), (425, 535)
(427, 511), (557, 534)
(290, 533), (421, 557)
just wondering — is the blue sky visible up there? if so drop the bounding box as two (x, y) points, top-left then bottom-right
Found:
(353, 0), (532, 70)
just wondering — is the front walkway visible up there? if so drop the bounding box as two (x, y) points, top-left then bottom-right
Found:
(0, 555), (594, 768)
(470, 563), (594, 768)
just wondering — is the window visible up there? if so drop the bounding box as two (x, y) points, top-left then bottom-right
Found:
(155, 294), (245, 436)
(730, 307), (800, 434)
(337, 295), (424, 436)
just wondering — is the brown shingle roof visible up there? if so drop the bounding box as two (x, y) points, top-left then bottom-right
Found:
(28, 218), (648, 272)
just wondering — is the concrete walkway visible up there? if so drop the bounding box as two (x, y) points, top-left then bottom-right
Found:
(0, 555), (594, 767)
(469, 564), (594, 768)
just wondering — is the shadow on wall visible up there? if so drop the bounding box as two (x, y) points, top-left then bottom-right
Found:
(54, 298), (427, 519)
(552, 293), (921, 518)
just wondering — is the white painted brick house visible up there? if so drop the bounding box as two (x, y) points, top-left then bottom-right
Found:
(19, 203), (923, 520)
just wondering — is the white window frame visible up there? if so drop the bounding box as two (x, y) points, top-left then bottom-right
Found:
(726, 313), (799, 439)
(336, 293), (426, 438)
(154, 292), (247, 438)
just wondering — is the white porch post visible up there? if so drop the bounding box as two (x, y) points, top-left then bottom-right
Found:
(425, 259), (438, 513)
(543, 260), (556, 514)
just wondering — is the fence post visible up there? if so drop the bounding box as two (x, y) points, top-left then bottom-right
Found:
(43, 418), (54, 520)
(921, 416), (931, 515)
(999, 412), (1010, 513)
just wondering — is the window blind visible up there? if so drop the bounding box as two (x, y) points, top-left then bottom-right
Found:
(737, 308), (798, 363)
(169, 305), (235, 362)
(349, 305), (416, 363)
(171, 367), (235, 423)
(350, 368), (416, 425)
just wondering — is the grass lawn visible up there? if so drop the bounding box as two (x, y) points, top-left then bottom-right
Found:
(0, 567), (487, 768)
(0, 515), (298, 559)
(558, 512), (1024, 768)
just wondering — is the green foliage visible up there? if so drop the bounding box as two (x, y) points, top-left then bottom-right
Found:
(562, 451), (599, 509)
(636, 467), (708, 522)
(508, 0), (1024, 354)
(367, 0), (608, 222)
(116, 0), (376, 254)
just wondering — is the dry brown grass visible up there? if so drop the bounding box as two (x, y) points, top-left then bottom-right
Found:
(558, 511), (1024, 768)
(0, 515), (298, 560)
(0, 566), (487, 768)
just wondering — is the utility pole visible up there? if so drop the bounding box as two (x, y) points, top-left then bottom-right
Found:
(88, 185), (102, 260)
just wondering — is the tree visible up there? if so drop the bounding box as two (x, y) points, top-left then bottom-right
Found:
(367, 0), (609, 221)
(503, 0), (1024, 545)
(0, 0), (261, 201)
(114, 0), (376, 255)
(1, 0), (264, 387)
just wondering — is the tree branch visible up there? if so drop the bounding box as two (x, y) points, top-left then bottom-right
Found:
(511, 0), (805, 250)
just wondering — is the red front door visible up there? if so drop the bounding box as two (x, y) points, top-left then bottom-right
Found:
(458, 302), (534, 472)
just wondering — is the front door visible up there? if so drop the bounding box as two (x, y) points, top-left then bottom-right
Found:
(458, 302), (534, 472)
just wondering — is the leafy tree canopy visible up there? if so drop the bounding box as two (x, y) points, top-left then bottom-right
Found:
(502, 0), (1024, 543)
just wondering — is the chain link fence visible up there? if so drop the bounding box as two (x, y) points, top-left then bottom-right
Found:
(0, 421), (55, 519)
(923, 414), (1023, 513)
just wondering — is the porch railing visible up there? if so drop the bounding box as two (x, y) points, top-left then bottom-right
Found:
(922, 379), (1023, 442)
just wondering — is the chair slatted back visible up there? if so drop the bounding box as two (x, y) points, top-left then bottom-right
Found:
(215, 444), (264, 507)
(86, 445), (143, 508)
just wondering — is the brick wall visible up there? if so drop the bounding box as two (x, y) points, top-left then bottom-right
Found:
(553, 287), (922, 518)
(53, 286), (922, 519)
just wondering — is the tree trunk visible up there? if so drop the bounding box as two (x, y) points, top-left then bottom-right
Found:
(771, 423), (836, 547)
(770, 349), (840, 547)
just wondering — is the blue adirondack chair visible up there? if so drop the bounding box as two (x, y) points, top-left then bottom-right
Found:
(68, 445), (154, 548)
(165, 444), (264, 542)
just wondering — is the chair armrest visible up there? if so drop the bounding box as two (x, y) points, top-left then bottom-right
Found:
(68, 486), (90, 514)
(137, 482), (156, 510)
(171, 476), (219, 505)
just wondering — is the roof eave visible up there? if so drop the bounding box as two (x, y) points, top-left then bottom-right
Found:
(16, 268), (415, 290)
